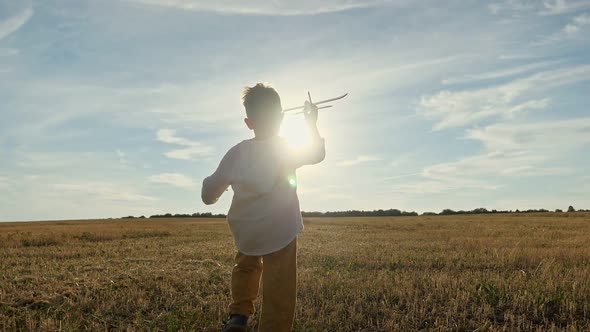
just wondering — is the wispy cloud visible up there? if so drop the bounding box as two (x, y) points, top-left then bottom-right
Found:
(422, 151), (566, 180)
(527, 11), (590, 45)
(125, 0), (389, 16)
(540, 0), (590, 15)
(465, 117), (590, 151)
(394, 152), (564, 194)
(156, 129), (212, 160)
(116, 149), (127, 164)
(562, 12), (590, 34)
(53, 182), (158, 202)
(0, 3), (33, 41)
(498, 54), (540, 60)
(0, 176), (12, 189)
(383, 173), (420, 181)
(394, 180), (496, 194)
(336, 155), (381, 167)
(0, 48), (19, 56)
(489, 0), (590, 16)
(488, 1), (535, 15)
(395, 117), (589, 194)
(390, 153), (416, 167)
(148, 173), (195, 188)
(16, 151), (98, 169)
(420, 65), (590, 130)
(442, 61), (557, 85)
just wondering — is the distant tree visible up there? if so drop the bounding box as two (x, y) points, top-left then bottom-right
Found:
(422, 212), (437, 216)
(139, 206), (580, 220)
(555, 209), (563, 213)
(568, 205), (576, 212)
(301, 209), (417, 218)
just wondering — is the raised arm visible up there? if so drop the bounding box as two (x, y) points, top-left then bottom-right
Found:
(287, 101), (326, 168)
(201, 146), (237, 205)
(305, 100), (326, 163)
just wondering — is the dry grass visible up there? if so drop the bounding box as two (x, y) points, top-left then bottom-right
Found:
(1, 213), (589, 331)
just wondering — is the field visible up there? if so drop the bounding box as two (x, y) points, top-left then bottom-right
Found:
(1, 214), (590, 331)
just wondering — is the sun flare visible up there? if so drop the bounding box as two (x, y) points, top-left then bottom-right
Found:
(279, 116), (311, 148)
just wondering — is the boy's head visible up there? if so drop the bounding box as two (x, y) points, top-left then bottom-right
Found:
(242, 83), (283, 138)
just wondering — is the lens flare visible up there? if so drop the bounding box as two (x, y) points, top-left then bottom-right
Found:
(287, 174), (297, 188)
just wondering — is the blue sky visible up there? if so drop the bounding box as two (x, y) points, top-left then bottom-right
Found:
(1, 0), (589, 221)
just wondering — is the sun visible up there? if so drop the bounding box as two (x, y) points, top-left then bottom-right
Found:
(279, 116), (311, 148)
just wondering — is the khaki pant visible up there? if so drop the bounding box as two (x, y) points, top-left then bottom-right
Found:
(229, 237), (297, 332)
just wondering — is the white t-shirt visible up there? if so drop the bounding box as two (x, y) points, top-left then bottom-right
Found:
(202, 136), (325, 256)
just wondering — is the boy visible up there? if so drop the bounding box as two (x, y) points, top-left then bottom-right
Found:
(201, 83), (325, 332)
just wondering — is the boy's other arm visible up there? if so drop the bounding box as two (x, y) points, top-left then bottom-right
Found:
(201, 148), (236, 205)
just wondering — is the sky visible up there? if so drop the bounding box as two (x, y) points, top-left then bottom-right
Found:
(1, 0), (589, 221)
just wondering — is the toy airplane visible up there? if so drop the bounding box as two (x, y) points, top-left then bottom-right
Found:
(283, 92), (348, 114)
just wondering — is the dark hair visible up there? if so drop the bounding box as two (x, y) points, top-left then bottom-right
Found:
(242, 83), (282, 120)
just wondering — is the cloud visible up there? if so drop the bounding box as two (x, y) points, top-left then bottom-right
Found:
(335, 155), (381, 167)
(530, 11), (590, 44)
(1, 33), (469, 143)
(488, 1), (535, 15)
(148, 173), (195, 188)
(395, 117), (589, 194)
(116, 149), (127, 164)
(0, 3), (33, 41)
(390, 153), (415, 167)
(540, 0), (590, 15)
(383, 173), (420, 181)
(1, 175), (165, 220)
(488, 0), (590, 15)
(156, 129), (212, 160)
(124, 0), (389, 16)
(423, 151), (571, 180)
(393, 152), (568, 194)
(465, 117), (590, 151)
(562, 13), (590, 34)
(0, 176), (12, 189)
(394, 179), (496, 194)
(420, 65), (590, 130)
(0, 48), (19, 56)
(498, 54), (540, 60)
(442, 61), (557, 85)
(157, 129), (196, 145)
(499, 165), (572, 176)
(53, 182), (157, 202)
(13, 149), (134, 174)
(16, 151), (99, 169)
(162, 148), (209, 160)
(574, 12), (590, 23)
(488, 1), (590, 47)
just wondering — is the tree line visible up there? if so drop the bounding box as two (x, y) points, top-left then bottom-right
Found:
(122, 206), (587, 219)
(122, 212), (226, 219)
